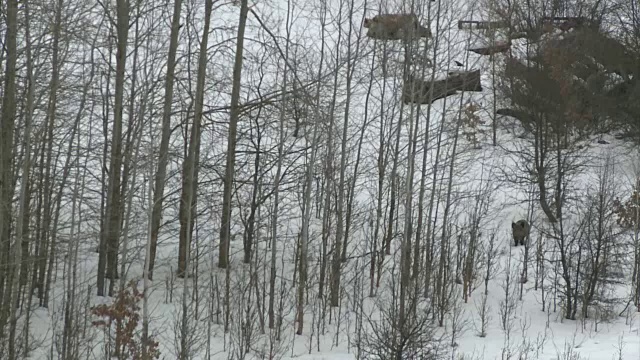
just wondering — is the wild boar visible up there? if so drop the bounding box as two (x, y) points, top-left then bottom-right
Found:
(512, 219), (530, 246)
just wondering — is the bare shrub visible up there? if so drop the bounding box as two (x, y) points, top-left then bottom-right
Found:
(357, 290), (444, 360)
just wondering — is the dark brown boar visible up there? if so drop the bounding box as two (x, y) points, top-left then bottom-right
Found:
(512, 219), (530, 246)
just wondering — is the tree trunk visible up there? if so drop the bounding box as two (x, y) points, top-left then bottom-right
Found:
(96, 36), (113, 295)
(0, 0), (19, 336)
(342, 50), (369, 264)
(218, 0), (250, 269)
(61, 127), (84, 360)
(436, 78), (463, 326)
(398, 29), (422, 328)
(102, 0), (130, 296)
(320, 5), (342, 300)
(243, 116), (262, 264)
(298, 6), (327, 335)
(8, 0), (33, 354)
(412, 4), (441, 282)
(178, 0), (212, 356)
(331, 0), (361, 306)
(178, 0), (213, 278)
(148, 0), (183, 280)
(34, 0), (64, 306)
(373, 41), (391, 292)
(118, 6), (144, 290)
(269, 0), (292, 329)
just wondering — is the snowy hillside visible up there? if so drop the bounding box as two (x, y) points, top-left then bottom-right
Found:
(0, 0), (639, 359)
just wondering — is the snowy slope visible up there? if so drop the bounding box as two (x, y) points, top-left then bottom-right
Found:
(20, 0), (640, 359)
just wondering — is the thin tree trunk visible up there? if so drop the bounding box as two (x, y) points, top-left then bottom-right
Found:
(421, 0), (446, 301)
(423, 103), (446, 299)
(319, 2), (343, 300)
(331, 0), (362, 306)
(384, 69), (403, 256)
(118, 5), (144, 290)
(148, 0), (183, 280)
(61, 126), (83, 360)
(412, 3), (439, 282)
(269, 0), (292, 329)
(96, 32), (113, 295)
(298, 8), (327, 335)
(34, 0), (64, 305)
(142, 134), (154, 358)
(436, 82), (463, 326)
(218, 0), (250, 269)
(384, 153), (399, 256)
(373, 41), (390, 294)
(434, 95), (453, 324)
(0, 0), (19, 337)
(100, 0), (130, 296)
(398, 27), (421, 330)
(179, 0), (212, 356)
(11, 2), (36, 354)
(340, 0), (368, 264)
(7, 0), (34, 353)
(17, 0), (36, 302)
(44, 30), (97, 307)
(363, 45), (378, 298)
(243, 116), (262, 264)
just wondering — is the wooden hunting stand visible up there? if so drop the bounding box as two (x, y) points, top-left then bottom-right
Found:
(469, 40), (511, 56)
(458, 20), (509, 30)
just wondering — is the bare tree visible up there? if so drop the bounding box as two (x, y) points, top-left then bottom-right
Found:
(5, 0), (34, 354)
(98, 0), (130, 297)
(297, 1), (329, 334)
(269, 0), (293, 330)
(177, 0), (213, 357)
(575, 155), (624, 320)
(218, 0), (251, 270)
(0, 0), (19, 346)
(148, 0), (184, 280)
(491, 0), (618, 319)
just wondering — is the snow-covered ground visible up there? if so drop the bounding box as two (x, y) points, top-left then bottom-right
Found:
(16, 0), (640, 359)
